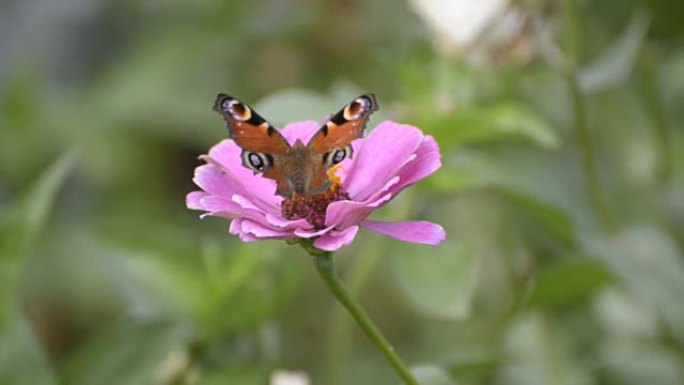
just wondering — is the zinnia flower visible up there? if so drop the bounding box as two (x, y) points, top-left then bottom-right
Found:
(186, 120), (445, 251)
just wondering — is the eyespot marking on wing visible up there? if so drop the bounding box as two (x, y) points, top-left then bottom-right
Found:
(343, 96), (372, 120)
(221, 99), (252, 121)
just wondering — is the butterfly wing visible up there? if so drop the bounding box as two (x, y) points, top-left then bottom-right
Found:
(214, 94), (290, 154)
(213, 94), (292, 194)
(306, 93), (378, 166)
(213, 93), (378, 198)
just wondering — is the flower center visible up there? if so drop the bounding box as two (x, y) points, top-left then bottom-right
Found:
(281, 165), (349, 229)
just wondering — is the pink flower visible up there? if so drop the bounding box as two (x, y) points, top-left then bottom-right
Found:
(186, 120), (446, 251)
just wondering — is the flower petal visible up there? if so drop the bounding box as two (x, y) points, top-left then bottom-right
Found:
(201, 140), (282, 210)
(198, 195), (270, 224)
(324, 192), (393, 228)
(388, 135), (441, 195)
(241, 219), (292, 239)
(193, 164), (236, 198)
(265, 214), (311, 230)
(199, 155), (281, 215)
(229, 218), (243, 235)
(294, 226), (334, 239)
(186, 191), (208, 210)
(361, 220), (446, 246)
(313, 226), (360, 251)
(200, 195), (238, 213)
(343, 121), (424, 201)
(229, 218), (290, 241)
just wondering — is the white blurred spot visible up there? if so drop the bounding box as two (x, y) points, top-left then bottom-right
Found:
(407, 0), (560, 65)
(408, 0), (508, 49)
(270, 370), (310, 385)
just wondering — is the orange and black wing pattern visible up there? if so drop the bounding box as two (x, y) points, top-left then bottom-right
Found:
(213, 94), (289, 154)
(306, 93), (378, 154)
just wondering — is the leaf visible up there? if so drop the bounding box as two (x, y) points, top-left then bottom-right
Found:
(0, 311), (57, 385)
(579, 12), (650, 92)
(529, 260), (612, 308)
(390, 240), (477, 320)
(500, 189), (576, 247)
(442, 149), (580, 245)
(424, 101), (560, 150)
(59, 320), (189, 385)
(0, 150), (78, 329)
(495, 312), (593, 385)
(599, 342), (684, 385)
(1, 150), (78, 256)
(583, 224), (684, 345)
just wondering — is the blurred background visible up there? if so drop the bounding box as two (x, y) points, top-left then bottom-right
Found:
(1, 0), (683, 384)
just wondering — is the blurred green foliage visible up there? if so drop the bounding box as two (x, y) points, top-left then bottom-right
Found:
(1, 0), (683, 384)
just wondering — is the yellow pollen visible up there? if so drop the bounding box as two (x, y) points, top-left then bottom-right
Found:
(327, 164), (343, 186)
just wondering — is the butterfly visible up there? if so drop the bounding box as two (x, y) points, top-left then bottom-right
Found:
(213, 93), (379, 198)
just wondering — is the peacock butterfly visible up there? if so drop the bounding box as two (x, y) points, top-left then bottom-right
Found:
(213, 93), (378, 198)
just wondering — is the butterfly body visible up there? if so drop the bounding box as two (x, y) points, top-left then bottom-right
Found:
(213, 93), (378, 197)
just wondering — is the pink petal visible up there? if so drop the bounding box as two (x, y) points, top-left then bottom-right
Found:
(229, 218), (290, 241)
(201, 140), (282, 210)
(241, 220), (292, 239)
(193, 164), (236, 198)
(200, 195), (238, 213)
(343, 121), (425, 201)
(229, 218), (243, 235)
(193, 159), (261, 208)
(200, 211), (239, 220)
(265, 214), (311, 230)
(388, 135), (441, 195)
(313, 226), (360, 251)
(324, 192), (393, 228)
(279, 120), (321, 146)
(294, 226), (334, 239)
(199, 196), (269, 224)
(186, 191), (207, 210)
(361, 220), (446, 246)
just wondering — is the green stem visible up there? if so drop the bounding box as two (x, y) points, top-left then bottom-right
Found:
(326, 243), (383, 385)
(313, 252), (419, 385)
(563, 0), (616, 232)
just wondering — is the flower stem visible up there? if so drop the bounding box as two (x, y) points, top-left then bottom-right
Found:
(313, 252), (419, 385)
(325, 243), (383, 385)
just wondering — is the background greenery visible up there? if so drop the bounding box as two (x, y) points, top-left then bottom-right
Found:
(1, 0), (683, 384)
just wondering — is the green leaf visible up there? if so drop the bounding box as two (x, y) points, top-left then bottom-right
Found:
(0, 311), (57, 385)
(583, 224), (684, 345)
(423, 102), (560, 150)
(0, 150), (77, 329)
(501, 189), (576, 247)
(59, 321), (189, 385)
(496, 312), (592, 385)
(1, 150), (78, 256)
(579, 12), (650, 92)
(390, 240), (477, 320)
(529, 260), (612, 308)
(600, 342), (684, 385)
(442, 149), (579, 245)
